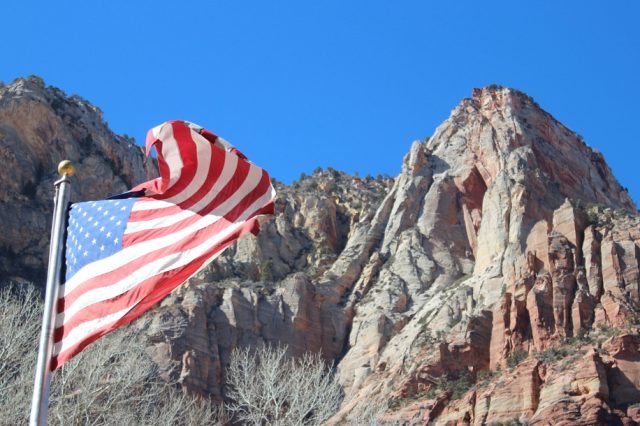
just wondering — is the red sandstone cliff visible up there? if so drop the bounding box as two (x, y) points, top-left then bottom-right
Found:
(1, 78), (639, 424)
(329, 87), (640, 424)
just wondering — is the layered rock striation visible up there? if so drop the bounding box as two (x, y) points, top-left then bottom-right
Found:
(2, 77), (640, 424)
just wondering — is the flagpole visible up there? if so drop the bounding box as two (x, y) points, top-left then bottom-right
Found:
(29, 160), (75, 426)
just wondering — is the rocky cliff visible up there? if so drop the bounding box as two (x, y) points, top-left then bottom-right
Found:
(2, 77), (640, 424)
(0, 76), (156, 284)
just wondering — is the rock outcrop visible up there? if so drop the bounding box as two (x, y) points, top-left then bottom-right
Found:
(0, 76), (156, 283)
(2, 77), (640, 424)
(328, 87), (640, 424)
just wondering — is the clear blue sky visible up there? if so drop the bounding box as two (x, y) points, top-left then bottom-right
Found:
(2, 1), (639, 204)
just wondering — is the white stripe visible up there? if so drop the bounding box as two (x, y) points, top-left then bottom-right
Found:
(185, 121), (203, 132)
(150, 123), (163, 139)
(52, 307), (130, 357)
(157, 123), (184, 190)
(215, 136), (234, 151)
(125, 158), (255, 234)
(56, 187), (274, 330)
(61, 165), (263, 297)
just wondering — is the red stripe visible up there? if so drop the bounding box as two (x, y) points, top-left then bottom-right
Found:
(198, 128), (219, 144)
(153, 122), (198, 200)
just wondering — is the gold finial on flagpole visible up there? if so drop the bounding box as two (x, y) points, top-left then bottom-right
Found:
(57, 160), (75, 177)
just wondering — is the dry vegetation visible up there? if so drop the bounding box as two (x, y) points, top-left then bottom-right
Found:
(225, 346), (342, 425)
(0, 284), (357, 425)
(0, 284), (225, 425)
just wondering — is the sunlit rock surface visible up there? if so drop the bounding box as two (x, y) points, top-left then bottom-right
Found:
(3, 78), (640, 424)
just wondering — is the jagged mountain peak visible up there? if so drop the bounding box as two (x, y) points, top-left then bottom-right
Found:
(331, 87), (640, 422)
(414, 84), (636, 213)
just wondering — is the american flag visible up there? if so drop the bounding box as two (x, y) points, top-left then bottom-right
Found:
(51, 120), (275, 370)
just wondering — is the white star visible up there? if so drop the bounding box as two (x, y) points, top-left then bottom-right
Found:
(120, 206), (127, 211)
(78, 244), (82, 250)
(100, 245), (105, 251)
(103, 211), (108, 216)
(91, 238), (97, 245)
(79, 226), (83, 232)
(91, 202), (97, 207)
(83, 250), (88, 257)
(82, 212), (87, 217)
(116, 220), (122, 226)
(94, 221), (99, 226)
(84, 232), (90, 238)
(100, 226), (105, 232)
(113, 237), (119, 244)
(97, 206), (102, 211)
(114, 201), (120, 206)
(88, 217), (93, 222)
(106, 231), (112, 238)
(109, 216), (115, 221)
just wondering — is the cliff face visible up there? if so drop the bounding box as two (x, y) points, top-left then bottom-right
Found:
(2, 78), (640, 424)
(0, 76), (157, 283)
(327, 87), (640, 424)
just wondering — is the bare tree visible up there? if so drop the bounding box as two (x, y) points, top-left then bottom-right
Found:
(0, 284), (227, 425)
(225, 345), (343, 426)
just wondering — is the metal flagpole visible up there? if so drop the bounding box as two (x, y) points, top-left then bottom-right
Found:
(29, 160), (75, 426)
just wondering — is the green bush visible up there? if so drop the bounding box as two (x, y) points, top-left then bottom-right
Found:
(506, 349), (528, 369)
(444, 375), (472, 400)
(476, 369), (494, 383)
(598, 324), (616, 337)
(535, 346), (570, 364)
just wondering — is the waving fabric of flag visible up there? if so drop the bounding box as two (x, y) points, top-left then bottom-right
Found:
(51, 120), (276, 370)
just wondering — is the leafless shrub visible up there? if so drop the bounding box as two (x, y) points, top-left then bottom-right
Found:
(225, 345), (343, 426)
(0, 284), (227, 425)
(0, 284), (42, 425)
